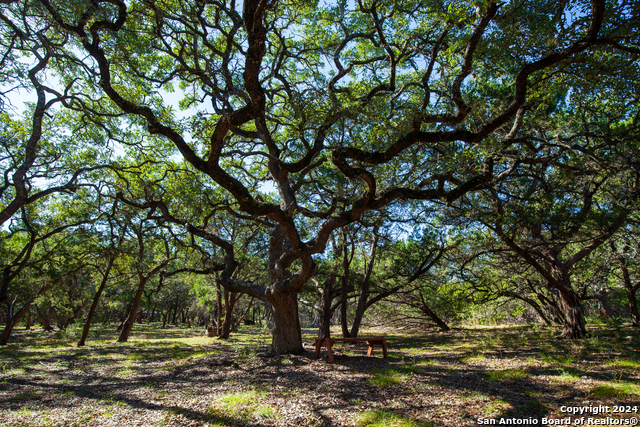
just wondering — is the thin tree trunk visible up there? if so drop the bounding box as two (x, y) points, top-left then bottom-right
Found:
(505, 290), (552, 326)
(118, 276), (150, 343)
(340, 232), (352, 337)
(219, 288), (235, 339)
(171, 294), (180, 325)
(116, 303), (132, 333)
(418, 292), (450, 331)
(50, 307), (59, 330)
(25, 310), (31, 330)
(234, 297), (254, 331)
(162, 309), (168, 327)
(594, 288), (616, 317)
(318, 276), (335, 340)
(626, 282), (640, 327)
(147, 303), (157, 323)
(257, 304), (262, 327)
(78, 258), (115, 346)
(216, 281), (223, 331)
(1, 284), (52, 345)
(350, 227), (379, 338)
(616, 250), (640, 327)
(37, 304), (53, 331)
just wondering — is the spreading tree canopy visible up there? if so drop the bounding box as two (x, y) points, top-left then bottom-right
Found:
(1, 0), (638, 351)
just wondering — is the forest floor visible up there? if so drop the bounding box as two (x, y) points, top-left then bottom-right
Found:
(0, 323), (639, 427)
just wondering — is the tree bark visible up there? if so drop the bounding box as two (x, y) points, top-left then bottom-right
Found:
(118, 276), (148, 342)
(317, 276), (335, 340)
(233, 297), (254, 331)
(615, 248), (640, 327)
(268, 291), (303, 354)
(0, 284), (51, 345)
(216, 281), (223, 332)
(557, 289), (587, 339)
(625, 282), (640, 327)
(340, 231), (352, 337)
(171, 294), (180, 325)
(36, 304), (53, 331)
(78, 257), (115, 346)
(219, 288), (237, 339)
(25, 310), (31, 330)
(418, 292), (450, 331)
(162, 309), (168, 327)
(350, 227), (379, 337)
(504, 290), (552, 326)
(593, 288), (616, 317)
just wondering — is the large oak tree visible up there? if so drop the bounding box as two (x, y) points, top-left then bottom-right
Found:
(2, 0), (637, 351)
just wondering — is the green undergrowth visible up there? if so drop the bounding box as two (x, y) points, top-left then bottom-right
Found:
(484, 369), (527, 382)
(355, 409), (433, 427)
(369, 366), (419, 387)
(590, 382), (640, 399)
(206, 389), (277, 423)
(484, 398), (512, 416)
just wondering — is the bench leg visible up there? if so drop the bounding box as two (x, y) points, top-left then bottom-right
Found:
(366, 339), (382, 356)
(365, 339), (387, 358)
(326, 340), (334, 362)
(315, 339), (335, 362)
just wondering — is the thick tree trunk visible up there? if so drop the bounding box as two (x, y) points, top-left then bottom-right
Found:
(557, 290), (587, 339)
(269, 291), (303, 354)
(78, 258), (114, 346)
(536, 293), (564, 324)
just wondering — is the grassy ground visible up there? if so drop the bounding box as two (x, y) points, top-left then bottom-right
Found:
(0, 322), (639, 426)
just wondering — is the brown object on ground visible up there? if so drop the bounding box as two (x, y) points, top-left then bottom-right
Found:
(314, 337), (388, 362)
(206, 326), (218, 337)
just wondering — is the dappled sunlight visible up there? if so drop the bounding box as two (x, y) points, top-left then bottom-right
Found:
(1, 324), (638, 426)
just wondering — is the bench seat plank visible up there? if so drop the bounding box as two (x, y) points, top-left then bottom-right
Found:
(314, 337), (387, 362)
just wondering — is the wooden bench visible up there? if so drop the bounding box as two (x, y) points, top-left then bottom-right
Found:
(314, 337), (388, 362)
